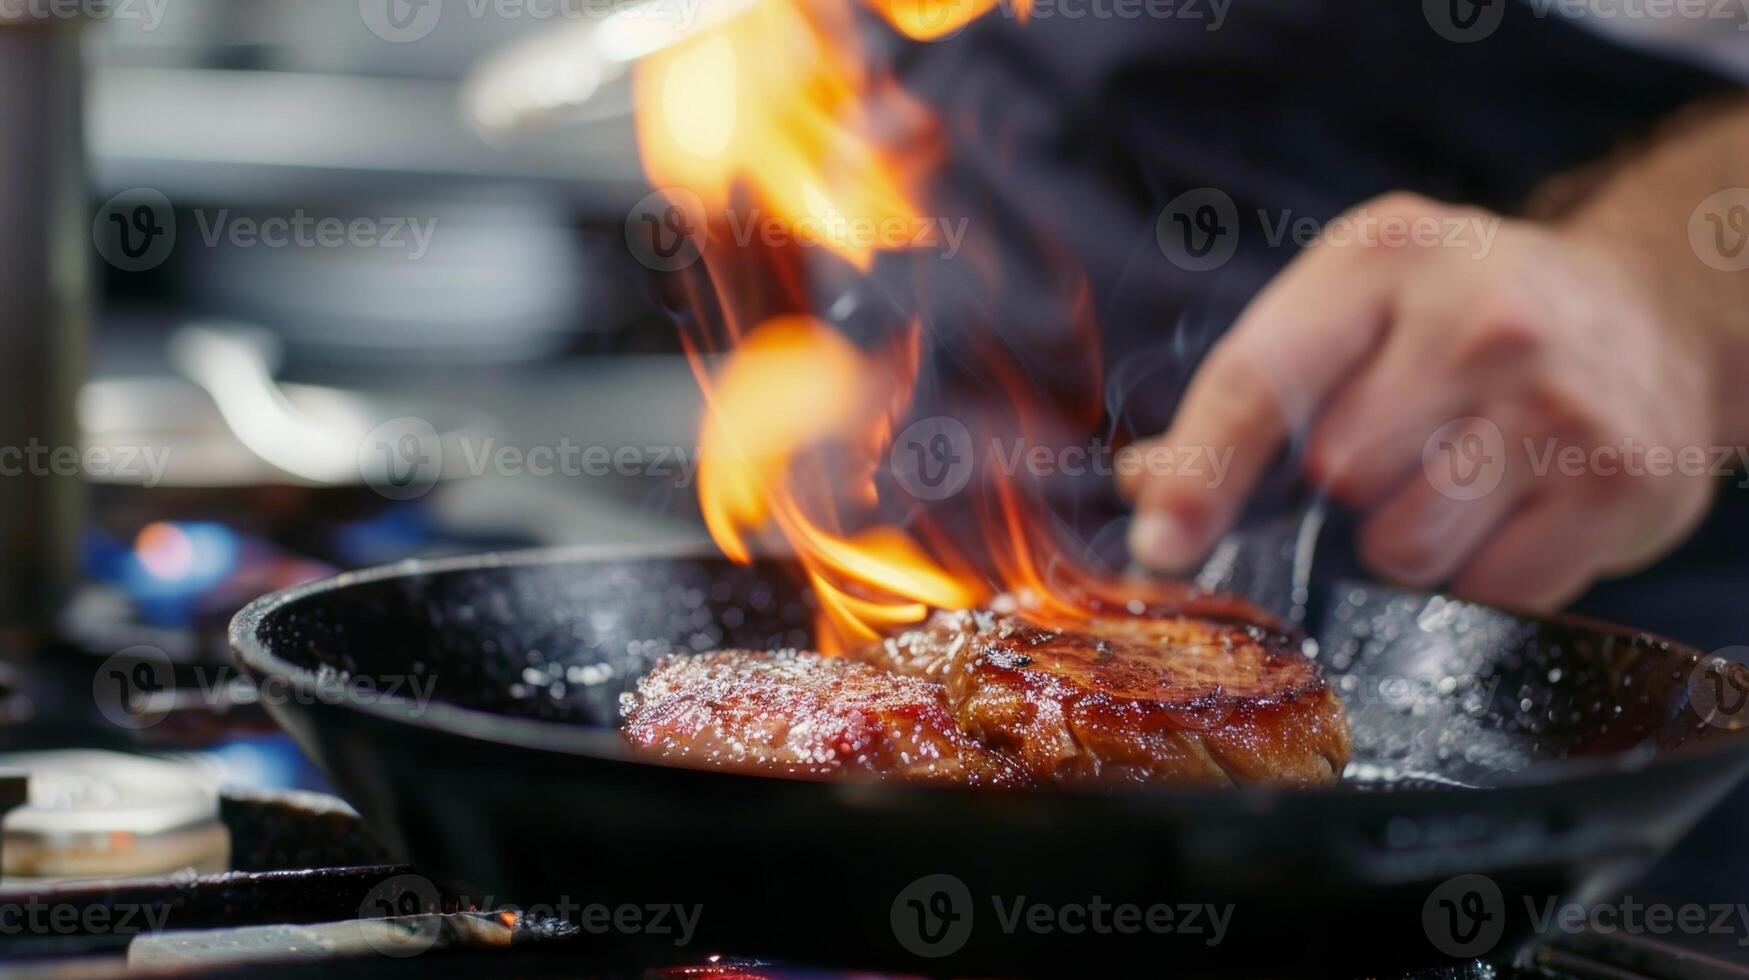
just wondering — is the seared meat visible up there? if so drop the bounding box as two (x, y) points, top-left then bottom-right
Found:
(619, 650), (1027, 787)
(861, 609), (1349, 787)
(621, 592), (1349, 790)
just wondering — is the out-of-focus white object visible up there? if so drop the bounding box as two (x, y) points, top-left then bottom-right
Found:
(167, 324), (366, 485)
(464, 0), (761, 137)
(0, 751), (229, 880)
(77, 321), (485, 489)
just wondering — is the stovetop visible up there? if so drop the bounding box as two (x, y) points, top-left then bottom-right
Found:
(6, 508), (1746, 980)
(0, 768), (1739, 980)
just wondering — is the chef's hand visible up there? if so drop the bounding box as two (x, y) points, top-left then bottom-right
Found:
(1121, 176), (1749, 610)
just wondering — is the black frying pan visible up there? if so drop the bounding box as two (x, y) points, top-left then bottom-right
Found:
(230, 540), (1749, 975)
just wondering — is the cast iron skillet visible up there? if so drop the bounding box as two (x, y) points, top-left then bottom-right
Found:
(230, 540), (1749, 975)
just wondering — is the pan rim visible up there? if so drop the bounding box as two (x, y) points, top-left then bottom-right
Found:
(229, 543), (1749, 800)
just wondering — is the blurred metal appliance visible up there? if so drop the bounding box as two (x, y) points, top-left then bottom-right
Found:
(0, 9), (90, 660)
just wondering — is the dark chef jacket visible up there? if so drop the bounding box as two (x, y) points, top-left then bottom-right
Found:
(884, 0), (1745, 647)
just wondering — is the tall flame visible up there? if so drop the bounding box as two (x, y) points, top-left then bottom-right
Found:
(692, 315), (985, 648)
(634, 0), (933, 271)
(636, 0), (1104, 650)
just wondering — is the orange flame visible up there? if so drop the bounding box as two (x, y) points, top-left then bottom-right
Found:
(694, 316), (986, 648)
(868, 0), (1031, 40)
(635, 0), (1108, 650)
(634, 0), (935, 271)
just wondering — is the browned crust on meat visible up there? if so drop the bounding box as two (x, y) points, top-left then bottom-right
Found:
(862, 608), (1349, 787)
(619, 649), (1028, 787)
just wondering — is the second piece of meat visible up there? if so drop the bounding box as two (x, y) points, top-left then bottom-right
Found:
(860, 609), (1350, 787)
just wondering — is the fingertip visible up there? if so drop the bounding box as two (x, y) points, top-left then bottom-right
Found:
(1127, 510), (1208, 574)
(1363, 552), (1447, 591)
(1113, 441), (1153, 502)
(1357, 506), (1452, 590)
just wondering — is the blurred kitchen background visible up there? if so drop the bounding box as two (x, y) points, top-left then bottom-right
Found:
(0, 0), (715, 790)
